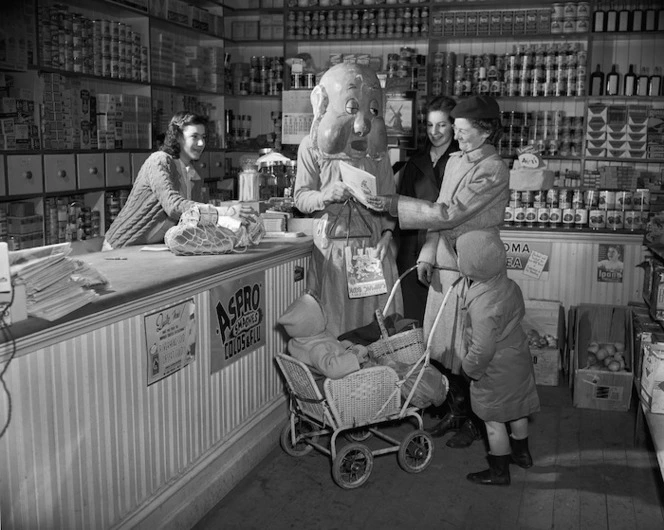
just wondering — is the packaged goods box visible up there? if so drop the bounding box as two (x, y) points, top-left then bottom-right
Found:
(572, 304), (633, 411)
(523, 300), (565, 386)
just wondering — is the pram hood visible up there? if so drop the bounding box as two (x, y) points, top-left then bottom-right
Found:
(278, 292), (327, 337)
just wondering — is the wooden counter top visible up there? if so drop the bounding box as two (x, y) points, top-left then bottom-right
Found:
(1, 238), (313, 358)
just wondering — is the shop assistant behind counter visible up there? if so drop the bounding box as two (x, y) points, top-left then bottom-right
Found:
(104, 111), (253, 250)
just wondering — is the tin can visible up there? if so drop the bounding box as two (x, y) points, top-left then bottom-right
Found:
(615, 191), (633, 210)
(584, 189), (599, 208)
(589, 209), (606, 229)
(291, 73), (301, 89)
(574, 208), (588, 228)
(624, 211), (642, 231)
(572, 189), (584, 209)
(599, 190), (615, 210)
(504, 206), (514, 225)
(533, 190), (546, 208)
(558, 188), (572, 209)
(537, 207), (550, 227)
(549, 207), (562, 226)
(606, 210), (623, 230)
(561, 208), (575, 228)
(525, 207), (537, 226)
(520, 190), (534, 206)
(634, 188), (651, 211)
(514, 206), (526, 225)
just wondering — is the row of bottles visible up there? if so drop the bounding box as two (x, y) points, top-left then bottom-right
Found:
(592, 1), (664, 32)
(589, 64), (662, 96)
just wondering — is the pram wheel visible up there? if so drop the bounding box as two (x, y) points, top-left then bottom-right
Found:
(398, 430), (435, 473)
(280, 418), (317, 457)
(332, 443), (374, 489)
(344, 428), (372, 442)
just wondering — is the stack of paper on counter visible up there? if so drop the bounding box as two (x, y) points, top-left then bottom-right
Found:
(9, 243), (109, 321)
(338, 161), (377, 208)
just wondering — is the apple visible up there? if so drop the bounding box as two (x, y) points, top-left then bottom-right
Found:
(595, 347), (609, 361)
(614, 342), (625, 353)
(604, 343), (617, 356)
(587, 342), (599, 354)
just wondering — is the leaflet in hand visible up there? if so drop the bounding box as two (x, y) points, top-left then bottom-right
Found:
(338, 160), (377, 208)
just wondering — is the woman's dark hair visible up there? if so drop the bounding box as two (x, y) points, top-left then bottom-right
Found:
(468, 117), (503, 147)
(420, 96), (457, 153)
(161, 111), (208, 158)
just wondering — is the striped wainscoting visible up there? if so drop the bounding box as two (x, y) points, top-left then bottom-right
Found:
(0, 257), (308, 529)
(504, 232), (646, 311)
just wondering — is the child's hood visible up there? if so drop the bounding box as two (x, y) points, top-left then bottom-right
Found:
(277, 292), (326, 337)
(456, 229), (506, 281)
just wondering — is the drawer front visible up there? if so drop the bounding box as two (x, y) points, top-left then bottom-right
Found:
(7, 154), (44, 195)
(105, 152), (132, 187)
(208, 151), (226, 180)
(44, 154), (77, 193)
(0, 155), (5, 196)
(194, 152), (211, 180)
(77, 153), (105, 189)
(130, 152), (150, 183)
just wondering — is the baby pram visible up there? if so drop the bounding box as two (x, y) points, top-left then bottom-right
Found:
(275, 266), (453, 489)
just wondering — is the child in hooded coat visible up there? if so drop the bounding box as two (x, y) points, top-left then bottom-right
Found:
(456, 229), (540, 486)
(277, 291), (368, 379)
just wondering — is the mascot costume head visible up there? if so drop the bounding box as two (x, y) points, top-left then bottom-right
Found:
(309, 63), (388, 161)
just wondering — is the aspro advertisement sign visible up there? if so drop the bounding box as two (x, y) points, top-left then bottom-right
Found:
(210, 271), (266, 374)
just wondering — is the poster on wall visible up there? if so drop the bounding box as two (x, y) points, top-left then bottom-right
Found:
(282, 89), (314, 146)
(503, 238), (552, 280)
(144, 299), (197, 386)
(597, 243), (624, 283)
(210, 270), (266, 374)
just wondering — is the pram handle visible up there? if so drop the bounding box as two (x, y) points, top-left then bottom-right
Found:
(381, 263), (459, 327)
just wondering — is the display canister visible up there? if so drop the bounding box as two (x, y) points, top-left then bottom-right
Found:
(599, 190), (615, 210)
(562, 208), (575, 228)
(514, 206), (526, 226)
(606, 210), (623, 230)
(549, 207), (562, 226)
(615, 191), (633, 210)
(525, 207), (537, 226)
(574, 208), (588, 228)
(504, 206), (514, 225)
(589, 209), (606, 229)
(537, 207), (550, 227)
(624, 211), (642, 231)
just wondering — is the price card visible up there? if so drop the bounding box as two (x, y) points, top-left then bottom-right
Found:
(523, 250), (548, 279)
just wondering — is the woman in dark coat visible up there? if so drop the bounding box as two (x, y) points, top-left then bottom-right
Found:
(456, 230), (540, 486)
(396, 96), (458, 326)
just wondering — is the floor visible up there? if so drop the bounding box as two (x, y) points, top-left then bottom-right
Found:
(193, 383), (664, 530)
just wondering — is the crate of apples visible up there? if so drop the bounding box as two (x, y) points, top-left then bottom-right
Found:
(585, 342), (627, 372)
(526, 329), (557, 349)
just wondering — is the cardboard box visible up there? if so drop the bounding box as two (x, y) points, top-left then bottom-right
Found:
(640, 342), (664, 413)
(573, 304), (633, 411)
(523, 300), (565, 386)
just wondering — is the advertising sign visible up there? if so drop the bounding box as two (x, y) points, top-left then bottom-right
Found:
(144, 299), (197, 386)
(503, 238), (552, 280)
(597, 243), (624, 283)
(210, 271), (266, 374)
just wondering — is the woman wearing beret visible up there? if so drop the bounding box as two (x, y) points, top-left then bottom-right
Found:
(366, 95), (510, 449)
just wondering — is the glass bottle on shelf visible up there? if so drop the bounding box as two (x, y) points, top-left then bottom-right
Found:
(590, 64), (605, 95)
(650, 67), (662, 96)
(645, 0), (656, 30)
(637, 66), (650, 95)
(606, 64), (620, 95)
(623, 64), (637, 95)
(617, 1), (631, 31)
(657, 0), (664, 29)
(632, 1), (644, 30)
(592, 0), (607, 32)
(606, 1), (618, 31)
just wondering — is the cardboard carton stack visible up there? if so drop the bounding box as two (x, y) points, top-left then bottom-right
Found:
(523, 300), (565, 386)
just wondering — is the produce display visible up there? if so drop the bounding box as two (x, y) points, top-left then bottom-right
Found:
(526, 329), (557, 349)
(585, 341), (628, 372)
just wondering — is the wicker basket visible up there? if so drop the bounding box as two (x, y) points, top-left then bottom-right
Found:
(368, 326), (425, 365)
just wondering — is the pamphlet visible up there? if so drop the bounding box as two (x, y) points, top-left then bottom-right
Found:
(344, 246), (387, 299)
(338, 161), (377, 208)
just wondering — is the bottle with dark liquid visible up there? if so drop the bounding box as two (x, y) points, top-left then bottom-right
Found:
(650, 66), (662, 96)
(632, 1), (644, 30)
(606, 1), (618, 31)
(623, 64), (637, 95)
(617, 0), (631, 31)
(637, 66), (650, 95)
(645, 0), (656, 30)
(590, 64), (605, 95)
(593, 0), (607, 31)
(606, 64), (620, 95)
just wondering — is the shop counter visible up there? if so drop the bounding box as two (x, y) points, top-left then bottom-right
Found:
(0, 238), (313, 530)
